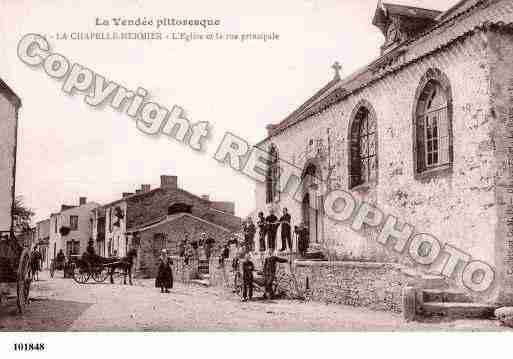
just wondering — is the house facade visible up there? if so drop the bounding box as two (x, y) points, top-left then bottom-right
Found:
(35, 219), (50, 268)
(254, 0), (513, 304)
(0, 78), (20, 238)
(48, 197), (99, 261)
(91, 175), (241, 267)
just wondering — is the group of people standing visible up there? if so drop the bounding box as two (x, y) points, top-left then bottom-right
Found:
(241, 207), (309, 256)
(241, 207), (292, 254)
(177, 232), (216, 264)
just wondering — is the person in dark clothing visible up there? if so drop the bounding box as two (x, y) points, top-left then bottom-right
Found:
(263, 255), (288, 299)
(257, 212), (266, 252)
(85, 239), (103, 263)
(86, 240), (95, 256)
(56, 249), (65, 263)
(241, 253), (255, 301)
(243, 217), (256, 252)
(266, 210), (279, 252)
(30, 245), (42, 281)
(279, 208), (292, 251)
(178, 236), (187, 257)
(204, 235), (215, 261)
(295, 223), (309, 257)
(190, 236), (199, 258)
(218, 243), (230, 267)
(155, 249), (173, 293)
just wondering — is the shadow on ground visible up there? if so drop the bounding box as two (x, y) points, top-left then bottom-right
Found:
(0, 298), (92, 331)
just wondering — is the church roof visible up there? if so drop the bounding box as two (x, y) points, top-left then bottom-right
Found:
(260, 0), (513, 144)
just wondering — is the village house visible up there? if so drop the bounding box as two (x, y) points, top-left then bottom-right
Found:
(251, 0), (513, 312)
(48, 197), (99, 262)
(91, 175), (241, 277)
(0, 78), (20, 240)
(35, 219), (50, 269)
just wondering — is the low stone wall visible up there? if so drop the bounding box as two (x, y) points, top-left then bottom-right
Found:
(166, 253), (430, 314)
(282, 261), (422, 313)
(209, 255), (427, 314)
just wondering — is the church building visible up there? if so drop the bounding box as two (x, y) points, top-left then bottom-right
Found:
(253, 0), (513, 307)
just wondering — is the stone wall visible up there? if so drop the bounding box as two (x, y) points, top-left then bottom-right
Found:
(488, 29), (513, 303)
(254, 31), (497, 270)
(208, 255), (422, 313)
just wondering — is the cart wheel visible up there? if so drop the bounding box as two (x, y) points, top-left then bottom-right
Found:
(91, 266), (109, 283)
(72, 263), (91, 284)
(17, 248), (32, 314)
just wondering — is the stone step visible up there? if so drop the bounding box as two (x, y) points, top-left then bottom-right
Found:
(421, 302), (496, 319)
(422, 289), (472, 303)
(190, 279), (210, 287)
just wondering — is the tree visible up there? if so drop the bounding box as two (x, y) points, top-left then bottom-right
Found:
(12, 196), (34, 234)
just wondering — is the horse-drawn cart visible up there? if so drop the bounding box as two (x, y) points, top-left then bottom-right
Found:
(69, 251), (137, 285)
(0, 235), (32, 313)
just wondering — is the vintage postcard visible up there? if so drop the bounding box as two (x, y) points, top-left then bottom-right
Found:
(1, 0), (513, 355)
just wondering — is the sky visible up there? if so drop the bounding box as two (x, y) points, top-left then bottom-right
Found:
(0, 0), (458, 222)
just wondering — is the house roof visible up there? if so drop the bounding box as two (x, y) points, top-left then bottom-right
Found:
(126, 212), (235, 234)
(0, 77), (21, 107)
(259, 0), (513, 145)
(381, 3), (442, 19)
(373, 2), (442, 31)
(98, 185), (238, 218)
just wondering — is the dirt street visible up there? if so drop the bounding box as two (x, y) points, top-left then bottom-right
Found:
(0, 271), (509, 331)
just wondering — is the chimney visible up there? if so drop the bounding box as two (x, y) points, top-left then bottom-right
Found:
(201, 195), (210, 201)
(160, 175), (178, 190)
(122, 192), (133, 198)
(141, 184), (151, 193)
(79, 197), (87, 206)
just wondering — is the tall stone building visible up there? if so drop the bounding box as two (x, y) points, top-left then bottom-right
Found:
(254, 0), (513, 305)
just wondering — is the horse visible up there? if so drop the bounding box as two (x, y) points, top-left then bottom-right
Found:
(108, 249), (137, 285)
(29, 250), (42, 281)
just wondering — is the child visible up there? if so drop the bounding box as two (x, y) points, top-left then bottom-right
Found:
(241, 253), (255, 302)
(218, 243), (230, 268)
(155, 249), (173, 293)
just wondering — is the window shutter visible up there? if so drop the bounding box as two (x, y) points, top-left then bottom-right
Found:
(438, 108), (450, 165)
(416, 115), (426, 173)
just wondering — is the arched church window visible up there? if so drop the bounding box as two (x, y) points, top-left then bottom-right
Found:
(349, 104), (378, 189)
(266, 144), (279, 203)
(414, 70), (453, 174)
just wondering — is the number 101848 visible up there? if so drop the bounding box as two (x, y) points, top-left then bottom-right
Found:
(13, 343), (46, 351)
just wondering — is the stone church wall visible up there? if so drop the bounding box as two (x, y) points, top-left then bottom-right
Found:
(255, 31), (497, 273)
(487, 29), (513, 303)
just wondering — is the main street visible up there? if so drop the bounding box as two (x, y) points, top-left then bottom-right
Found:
(0, 271), (507, 331)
